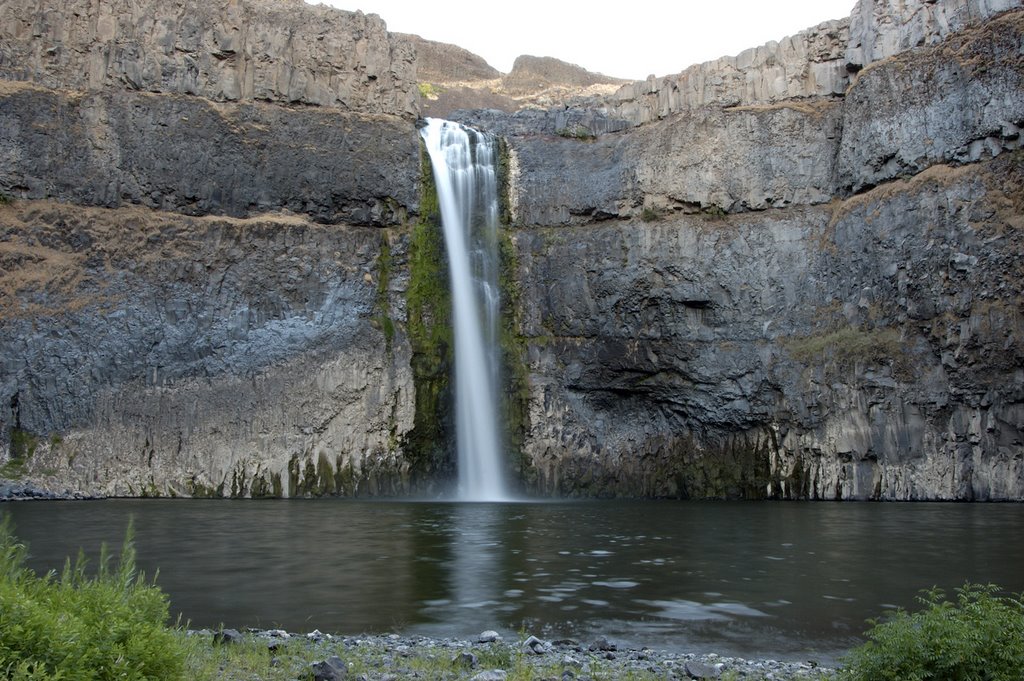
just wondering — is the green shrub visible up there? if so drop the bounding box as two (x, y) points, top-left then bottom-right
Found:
(785, 325), (905, 373)
(640, 207), (662, 222)
(0, 515), (188, 680)
(555, 125), (596, 140)
(417, 82), (442, 100)
(840, 583), (1024, 681)
(8, 428), (38, 461)
(703, 204), (727, 219)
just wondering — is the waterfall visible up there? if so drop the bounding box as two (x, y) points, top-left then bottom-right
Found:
(419, 118), (509, 502)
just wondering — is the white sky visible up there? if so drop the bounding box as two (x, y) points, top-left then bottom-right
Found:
(311, 0), (856, 80)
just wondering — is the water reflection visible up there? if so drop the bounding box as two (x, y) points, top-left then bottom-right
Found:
(4, 499), (1024, 665)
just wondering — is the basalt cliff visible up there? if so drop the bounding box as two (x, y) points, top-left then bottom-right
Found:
(1, 0), (1022, 500)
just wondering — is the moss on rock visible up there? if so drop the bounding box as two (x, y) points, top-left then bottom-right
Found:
(402, 144), (457, 488)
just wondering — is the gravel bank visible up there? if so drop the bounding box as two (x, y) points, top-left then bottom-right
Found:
(193, 628), (838, 680)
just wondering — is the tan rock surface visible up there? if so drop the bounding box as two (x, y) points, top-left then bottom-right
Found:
(0, 0), (418, 117)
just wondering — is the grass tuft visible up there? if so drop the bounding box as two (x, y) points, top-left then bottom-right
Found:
(0, 515), (188, 680)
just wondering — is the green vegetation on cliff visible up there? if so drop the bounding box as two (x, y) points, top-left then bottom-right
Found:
(495, 137), (534, 492)
(402, 146), (456, 486)
(785, 325), (907, 376)
(497, 217), (533, 493)
(373, 232), (396, 350)
(1, 428), (39, 479)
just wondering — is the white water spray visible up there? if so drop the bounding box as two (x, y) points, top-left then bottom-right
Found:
(419, 118), (509, 502)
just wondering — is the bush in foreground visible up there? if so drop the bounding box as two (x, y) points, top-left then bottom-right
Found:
(0, 515), (187, 680)
(840, 583), (1024, 681)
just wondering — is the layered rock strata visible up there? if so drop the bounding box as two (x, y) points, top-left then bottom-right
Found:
(1, 0), (1022, 500)
(485, 6), (1024, 499)
(0, 0), (418, 116)
(512, 155), (1023, 500)
(0, 0), (426, 498)
(0, 81), (417, 224)
(846, 0), (1023, 65)
(584, 0), (1022, 130)
(606, 19), (851, 126)
(1, 202), (416, 497)
(839, 10), (1024, 192)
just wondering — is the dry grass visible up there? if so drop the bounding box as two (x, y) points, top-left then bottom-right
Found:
(725, 97), (839, 117)
(0, 199), (324, 320)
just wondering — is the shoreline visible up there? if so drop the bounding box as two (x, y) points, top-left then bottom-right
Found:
(189, 628), (839, 680)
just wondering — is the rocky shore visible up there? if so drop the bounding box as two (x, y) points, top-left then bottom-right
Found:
(0, 478), (94, 501)
(192, 628), (837, 680)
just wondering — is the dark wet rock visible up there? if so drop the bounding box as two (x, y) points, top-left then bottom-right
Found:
(452, 651), (478, 668)
(310, 655), (347, 680)
(213, 628), (244, 645)
(685, 659), (722, 679)
(0, 479), (85, 501)
(522, 635), (550, 655)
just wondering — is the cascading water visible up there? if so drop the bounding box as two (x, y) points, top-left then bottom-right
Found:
(419, 118), (509, 502)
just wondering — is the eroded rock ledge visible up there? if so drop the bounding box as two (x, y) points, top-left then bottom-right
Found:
(0, 0), (418, 117)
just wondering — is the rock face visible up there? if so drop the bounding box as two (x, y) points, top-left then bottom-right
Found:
(0, 201), (418, 498)
(489, 3), (1024, 500)
(839, 10), (1024, 192)
(1, 0), (1023, 500)
(573, 0), (1022, 129)
(470, 99), (842, 226)
(512, 156), (1023, 500)
(0, 0), (418, 117)
(846, 0), (1022, 66)
(0, 82), (418, 225)
(605, 18), (850, 127)
(0, 0), (426, 498)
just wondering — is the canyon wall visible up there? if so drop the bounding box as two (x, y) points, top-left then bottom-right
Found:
(0, 0), (427, 497)
(598, 0), (1021, 131)
(476, 4), (1024, 499)
(1, 0), (1022, 499)
(0, 0), (417, 116)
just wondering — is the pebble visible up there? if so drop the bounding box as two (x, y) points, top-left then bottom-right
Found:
(471, 671), (507, 681)
(213, 628), (244, 645)
(685, 659), (721, 679)
(452, 651), (478, 668)
(521, 635), (549, 655)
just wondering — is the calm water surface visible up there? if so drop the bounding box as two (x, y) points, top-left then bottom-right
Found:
(4, 499), (1022, 664)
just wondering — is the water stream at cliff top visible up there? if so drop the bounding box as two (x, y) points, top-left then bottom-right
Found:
(419, 118), (508, 502)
